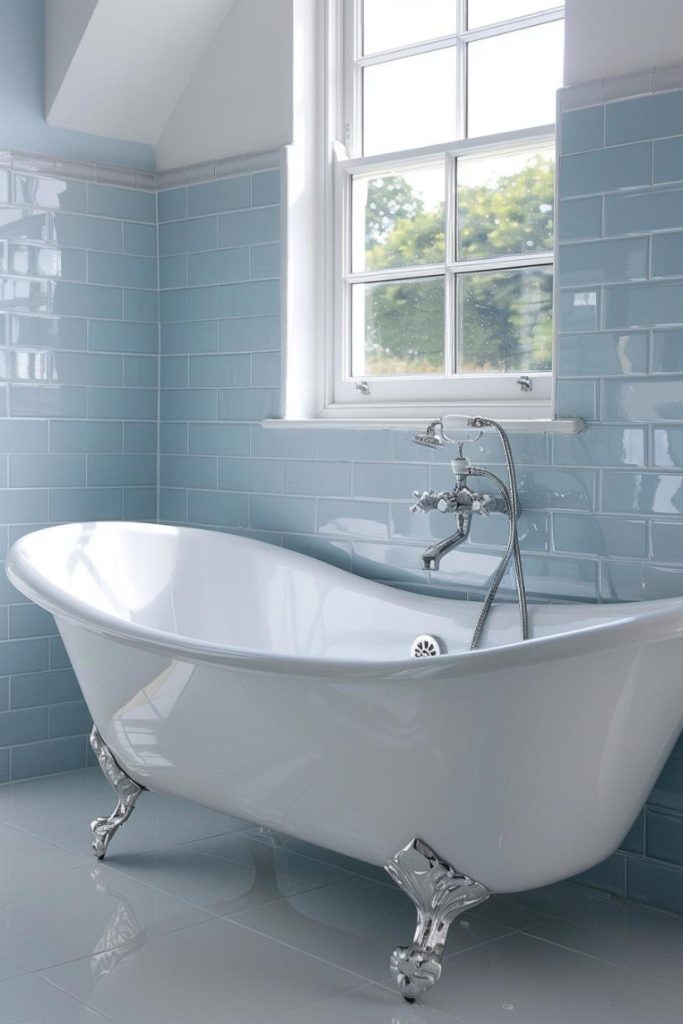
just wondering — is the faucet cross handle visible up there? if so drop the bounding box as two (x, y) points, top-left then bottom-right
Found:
(410, 490), (440, 513)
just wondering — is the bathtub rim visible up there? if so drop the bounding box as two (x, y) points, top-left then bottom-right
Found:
(7, 520), (683, 680)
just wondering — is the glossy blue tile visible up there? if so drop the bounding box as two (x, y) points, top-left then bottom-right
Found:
(87, 387), (157, 420)
(651, 519), (683, 562)
(604, 281), (683, 330)
(219, 315), (281, 352)
(188, 247), (250, 286)
(558, 288), (599, 332)
(603, 379), (683, 422)
(13, 174), (87, 212)
(10, 669), (80, 710)
(1, 639), (49, 675)
(160, 388), (217, 421)
(218, 206), (281, 246)
(11, 314), (87, 349)
(0, 277), (52, 313)
(161, 320), (217, 354)
(160, 285), (219, 323)
(9, 604), (54, 638)
(159, 216), (217, 255)
(561, 105), (605, 154)
(189, 353), (250, 388)
(0, 420), (47, 452)
(159, 455), (216, 489)
(250, 242), (281, 279)
(159, 487), (188, 522)
(652, 231), (683, 279)
(218, 457), (283, 493)
(49, 420), (121, 453)
(600, 560), (683, 601)
(88, 251), (157, 289)
(652, 330), (683, 373)
(353, 462), (428, 500)
(284, 459), (352, 497)
(646, 810), (683, 866)
(49, 700), (91, 738)
(88, 319), (158, 353)
(555, 379), (598, 421)
(601, 472), (683, 515)
(317, 429), (390, 462)
(124, 422), (157, 453)
(0, 207), (50, 243)
(11, 735), (86, 780)
(250, 494), (316, 533)
(160, 422), (188, 454)
(317, 499), (390, 539)
(0, 489), (48, 524)
(188, 176), (251, 216)
(0, 708), (47, 746)
(559, 237), (648, 285)
(189, 423), (250, 456)
(606, 89), (683, 145)
(88, 454), (156, 486)
(576, 853), (626, 897)
(559, 142), (650, 198)
(653, 136), (683, 184)
(620, 810), (645, 854)
(49, 486), (123, 522)
(157, 187), (187, 222)
(251, 170), (280, 206)
(161, 355), (188, 388)
(53, 351), (122, 387)
(159, 255), (187, 288)
(53, 282), (121, 319)
(10, 385), (86, 419)
(124, 287), (158, 322)
(605, 186), (683, 235)
(557, 332), (647, 376)
(219, 280), (280, 317)
(627, 856), (683, 916)
(124, 354), (157, 387)
(251, 351), (281, 387)
(557, 196), (603, 242)
(519, 467), (595, 510)
(187, 490), (249, 528)
(123, 221), (157, 257)
(654, 426), (683, 468)
(9, 453), (85, 487)
(553, 426), (646, 467)
(553, 513), (647, 558)
(218, 387), (279, 421)
(53, 213), (122, 252)
(87, 183), (156, 222)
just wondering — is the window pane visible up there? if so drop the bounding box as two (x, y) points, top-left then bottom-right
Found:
(458, 267), (552, 373)
(468, 1), (562, 28)
(458, 147), (554, 261)
(363, 49), (457, 156)
(352, 277), (445, 376)
(467, 21), (563, 137)
(352, 164), (445, 272)
(363, 0), (457, 54)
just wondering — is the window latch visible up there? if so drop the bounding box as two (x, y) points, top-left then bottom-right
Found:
(516, 375), (532, 392)
(355, 380), (371, 395)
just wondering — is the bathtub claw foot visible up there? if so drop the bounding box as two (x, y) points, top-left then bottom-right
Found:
(385, 838), (489, 1001)
(89, 727), (143, 860)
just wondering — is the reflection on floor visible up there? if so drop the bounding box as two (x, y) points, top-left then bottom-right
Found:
(0, 768), (680, 1022)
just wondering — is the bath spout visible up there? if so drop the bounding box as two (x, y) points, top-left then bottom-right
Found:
(421, 512), (471, 570)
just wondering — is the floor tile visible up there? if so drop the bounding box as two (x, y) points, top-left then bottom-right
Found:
(525, 895), (683, 991)
(103, 831), (353, 917)
(0, 971), (114, 1022)
(0, 822), (89, 906)
(230, 875), (512, 986)
(0, 768), (111, 823)
(280, 983), (459, 1023)
(413, 931), (683, 1022)
(0, 861), (210, 971)
(7, 782), (247, 860)
(41, 917), (367, 1024)
(247, 827), (393, 887)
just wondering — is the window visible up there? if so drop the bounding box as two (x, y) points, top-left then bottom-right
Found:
(328, 0), (564, 419)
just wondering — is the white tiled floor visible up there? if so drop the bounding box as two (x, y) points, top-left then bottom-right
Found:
(0, 769), (680, 1022)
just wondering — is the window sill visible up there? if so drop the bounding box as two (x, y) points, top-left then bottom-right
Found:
(262, 416), (586, 434)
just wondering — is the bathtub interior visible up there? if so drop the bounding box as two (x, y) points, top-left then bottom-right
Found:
(11, 521), (648, 661)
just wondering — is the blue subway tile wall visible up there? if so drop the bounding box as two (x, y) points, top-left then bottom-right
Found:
(0, 169), (158, 780)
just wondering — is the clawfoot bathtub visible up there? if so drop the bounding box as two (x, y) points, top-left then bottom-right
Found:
(7, 521), (683, 1000)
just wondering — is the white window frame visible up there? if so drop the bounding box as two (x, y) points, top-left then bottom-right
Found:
(278, 0), (572, 430)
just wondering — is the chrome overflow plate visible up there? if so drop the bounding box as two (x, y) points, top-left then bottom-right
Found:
(410, 634), (446, 658)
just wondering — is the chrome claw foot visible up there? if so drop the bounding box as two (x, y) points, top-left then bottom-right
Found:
(385, 838), (489, 1002)
(89, 727), (143, 860)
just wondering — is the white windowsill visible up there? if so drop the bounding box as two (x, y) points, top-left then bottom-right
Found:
(262, 416), (586, 433)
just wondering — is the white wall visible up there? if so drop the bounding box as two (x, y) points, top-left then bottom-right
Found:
(45, 0), (97, 115)
(565, 0), (683, 87)
(155, 0), (292, 170)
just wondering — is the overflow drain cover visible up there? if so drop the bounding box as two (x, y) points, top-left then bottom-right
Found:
(410, 634), (446, 658)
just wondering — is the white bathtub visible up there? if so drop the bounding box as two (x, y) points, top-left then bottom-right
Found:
(6, 521), (683, 895)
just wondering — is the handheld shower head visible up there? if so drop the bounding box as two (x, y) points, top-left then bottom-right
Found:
(412, 419), (444, 449)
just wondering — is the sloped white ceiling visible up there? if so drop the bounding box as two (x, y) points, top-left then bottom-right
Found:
(45, 0), (237, 145)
